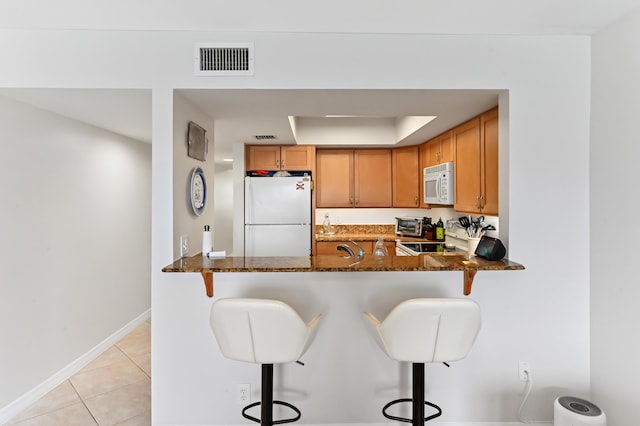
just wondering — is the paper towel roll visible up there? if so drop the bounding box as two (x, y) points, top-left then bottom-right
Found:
(202, 225), (212, 256)
(554, 396), (606, 426)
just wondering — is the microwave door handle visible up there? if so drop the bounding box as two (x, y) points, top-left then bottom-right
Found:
(435, 174), (442, 201)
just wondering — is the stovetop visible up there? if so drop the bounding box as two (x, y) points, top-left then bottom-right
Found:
(396, 241), (463, 256)
(398, 242), (446, 253)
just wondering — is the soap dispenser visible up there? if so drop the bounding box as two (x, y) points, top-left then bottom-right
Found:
(322, 213), (334, 235)
(373, 236), (389, 257)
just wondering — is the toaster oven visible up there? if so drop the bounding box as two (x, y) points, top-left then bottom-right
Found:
(395, 217), (425, 237)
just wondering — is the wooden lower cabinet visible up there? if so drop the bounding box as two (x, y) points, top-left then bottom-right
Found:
(315, 241), (395, 256)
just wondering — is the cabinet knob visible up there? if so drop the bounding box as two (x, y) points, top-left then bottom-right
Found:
(276, 159), (280, 167)
(281, 160), (285, 168)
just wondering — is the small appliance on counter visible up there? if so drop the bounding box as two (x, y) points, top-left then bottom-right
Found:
(395, 216), (432, 238)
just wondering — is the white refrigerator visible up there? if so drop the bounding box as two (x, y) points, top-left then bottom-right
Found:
(244, 176), (312, 257)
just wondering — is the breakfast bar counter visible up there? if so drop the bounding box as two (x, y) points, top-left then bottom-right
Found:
(162, 253), (524, 297)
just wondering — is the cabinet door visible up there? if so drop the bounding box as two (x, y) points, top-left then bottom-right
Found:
(419, 142), (429, 208)
(281, 145), (314, 170)
(392, 146), (420, 207)
(421, 137), (440, 167)
(481, 108), (499, 215)
(453, 117), (482, 213)
(384, 241), (396, 256)
(246, 145), (280, 170)
(354, 149), (392, 207)
(439, 131), (454, 163)
(315, 241), (342, 255)
(316, 149), (354, 207)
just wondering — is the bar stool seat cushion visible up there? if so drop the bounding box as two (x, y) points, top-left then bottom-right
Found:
(211, 298), (321, 364)
(364, 298), (481, 363)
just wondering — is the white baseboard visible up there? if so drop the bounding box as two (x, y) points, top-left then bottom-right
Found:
(0, 309), (151, 425)
(307, 423), (550, 426)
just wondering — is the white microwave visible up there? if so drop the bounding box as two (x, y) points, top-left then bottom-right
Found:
(424, 161), (454, 205)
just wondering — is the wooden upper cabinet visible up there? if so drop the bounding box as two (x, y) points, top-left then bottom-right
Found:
(454, 117), (482, 213)
(316, 149), (354, 208)
(480, 108), (499, 215)
(316, 148), (392, 208)
(281, 146), (315, 170)
(420, 137), (439, 168)
(439, 131), (454, 163)
(354, 149), (392, 207)
(392, 146), (420, 207)
(453, 107), (498, 215)
(245, 145), (314, 170)
(246, 145), (280, 170)
(421, 131), (453, 168)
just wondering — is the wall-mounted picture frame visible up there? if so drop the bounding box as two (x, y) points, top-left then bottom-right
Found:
(187, 121), (207, 161)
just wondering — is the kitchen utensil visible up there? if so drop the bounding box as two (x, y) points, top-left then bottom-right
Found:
(458, 216), (474, 237)
(458, 216), (471, 228)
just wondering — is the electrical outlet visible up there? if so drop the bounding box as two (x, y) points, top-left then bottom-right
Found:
(180, 235), (189, 257)
(519, 361), (530, 381)
(237, 383), (250, 404)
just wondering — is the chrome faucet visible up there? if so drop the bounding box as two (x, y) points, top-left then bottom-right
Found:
(336, 240), (365, 260)
(336, 244), (355, 258)
(349, 240), (366, 259)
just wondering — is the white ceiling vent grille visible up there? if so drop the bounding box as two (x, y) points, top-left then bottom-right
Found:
(254, 135), (277, 141)
(195, 43), (254, 76)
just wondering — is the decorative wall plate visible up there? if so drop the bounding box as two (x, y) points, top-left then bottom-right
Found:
(190, 167), (207, 215)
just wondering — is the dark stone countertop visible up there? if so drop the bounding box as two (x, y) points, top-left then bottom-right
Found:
(162, 253), (524, 297)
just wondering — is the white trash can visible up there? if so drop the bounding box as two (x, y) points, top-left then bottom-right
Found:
(554, 396), (606, 426)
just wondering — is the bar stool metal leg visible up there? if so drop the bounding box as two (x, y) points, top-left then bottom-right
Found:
(413, 363), (425, 426)
(262, 364), (273, 426)
(381, 362), (442, 425)
(241, 363), (301, 426)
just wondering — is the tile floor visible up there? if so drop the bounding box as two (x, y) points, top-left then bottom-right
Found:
(7, 319), (151, 426)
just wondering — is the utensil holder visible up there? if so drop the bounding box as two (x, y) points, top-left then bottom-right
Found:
(467, 237), (481, 256)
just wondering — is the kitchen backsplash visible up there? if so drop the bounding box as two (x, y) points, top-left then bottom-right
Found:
(315, 207), (456, 225)
(315, 223), (396, 235)
(316, 208), (500, 248)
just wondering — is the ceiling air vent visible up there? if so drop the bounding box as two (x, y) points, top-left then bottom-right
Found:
(254, 135), (277, 141)
(195, 43), (254, 76)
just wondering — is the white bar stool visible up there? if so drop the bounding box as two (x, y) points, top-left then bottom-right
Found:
(363, 298), (481, 425)
(210, 298), (322, 426)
